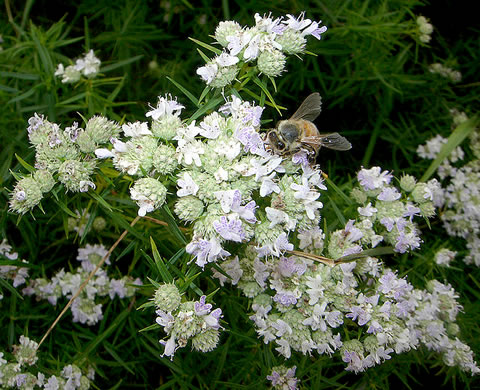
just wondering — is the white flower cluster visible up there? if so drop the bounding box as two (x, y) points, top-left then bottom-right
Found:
(153, 283), (223, 359)
(417, 110), (480, 265)
(0, 335), (94, 389)
(95, 93), (325, 264)
(429, 63), (462, 83)
(9, 113), (121, 214)
(22, 244), (141, 326)
(352, 166), (441, 253)
(197, 12), (327, 87)
(54, 49), (101, 83)
(416, 15), (433, 43)
(0, 239), (29, 300)
(208, 167), (478, 375)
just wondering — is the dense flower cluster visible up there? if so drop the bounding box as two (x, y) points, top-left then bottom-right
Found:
(22, 244), (141, 325)
(153, 283), (223, 359)
(0, 335), (93, 389)
(417, 110), (480, 265)
(416, 15), (433, 43)
(209, 167), (478, 375)
(9, 113), (121, 214)
(429, 63), (462, 83)
(266, 365), (299, 390)
(197, 12), (327, 87)
(0, 239), (29, 300)
(54, 49), (101, 83)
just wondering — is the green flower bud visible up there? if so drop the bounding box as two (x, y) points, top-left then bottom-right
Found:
(191, 328), (220, 352)
(130, 177), (167, 216)
(35, 141), (80, 172)
(113, 136), (158, 176)
(92, 216), (107, 231)
(174, 196), (205, 222)
(154, 283), (182, 312)
(9, 176), (43, 214)
(276, 29), (306, 54)
(341, 339), (364, 355)
(85, 115), (120, 144)
(58, 160), (96, 192)
(151, 116), (182, 140)
(215, 21), (242, 47)
(351, 186), (368, 204)
(153, 144), (178, 174)
(400, 175), (417, 192)
(173, 302), (203, 339)
(239, 280), (263, 298)
(411, 183), (430, 203)
(419, 201), (436, 218)
(76, 130), (97, 153)
(257, 49), (286, 77)
(210, 64), (239, 88)
(33, 169), (56, 193)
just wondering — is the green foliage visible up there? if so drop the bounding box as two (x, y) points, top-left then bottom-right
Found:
(1, 0), (480, 389)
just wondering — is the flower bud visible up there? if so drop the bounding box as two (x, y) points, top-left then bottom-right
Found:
(276, 29), (306, 54)
(257, 49), (286, 77)
(153, 283), (182, 312)
(58, 160), (96, 192)
(215, 21), (242, 47)
(153, 144), (178, 174)
(174, 196), (204, 222)
(33, 169), (56, 193)
(93, 216), (107, 231)
(130, 177), (167, 216)
(85, 115), (120, 144)
(9, 176), (43, 214)
(191, 328), (220, 352)
(151, 115), (182, 140)
(400, 175), (417, 192)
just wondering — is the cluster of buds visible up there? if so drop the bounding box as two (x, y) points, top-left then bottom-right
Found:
(54, 49), (101, 83)
(9, 113), (120, 214)
(153, 283), (223, 359)
(197, 12), (327, 87)
(416, 15), (433, 43)
(429, 63), (462, 83)
(0, 335), (94, 389)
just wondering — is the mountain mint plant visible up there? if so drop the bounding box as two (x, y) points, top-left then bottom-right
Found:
(3, 7), (479, 390)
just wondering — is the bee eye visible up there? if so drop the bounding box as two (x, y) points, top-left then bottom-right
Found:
(276, 141), (286, 150)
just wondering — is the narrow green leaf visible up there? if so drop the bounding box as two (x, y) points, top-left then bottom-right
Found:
(336, 246), (395, 262)
(188, 37), (222, 55)
(88, 191), (113, 212)
(188, 96), (224, 123)
(196, 48), (211, 64)
(14, 154), (35, 173)
(325, 176), (354, 205)
(8, 87), (37, 104)
(166, 76), (199, 107)
(420, 116), (479, 182)
(252, 77), (281, 114)
(53, 199), (79, 218)
(150, 237), (174, 283)
(100, 55), (144, 73)
(0, 71), (40, 80)
(0, 278), (24, 300)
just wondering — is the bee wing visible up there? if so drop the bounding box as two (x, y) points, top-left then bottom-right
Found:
(302, 133), (352, 151)
(289, 92), (322, 121)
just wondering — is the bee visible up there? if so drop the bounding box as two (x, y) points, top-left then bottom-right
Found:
(266, 92), (352, 164)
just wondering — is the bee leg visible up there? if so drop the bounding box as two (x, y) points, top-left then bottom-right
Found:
(301, 144), (317, 164)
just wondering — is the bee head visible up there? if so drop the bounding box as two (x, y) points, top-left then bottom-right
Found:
(267, 130), (286, 152)
(278, 121), (300, 144)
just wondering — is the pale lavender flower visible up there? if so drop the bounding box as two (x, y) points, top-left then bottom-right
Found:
(213, 216), (246, 242)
